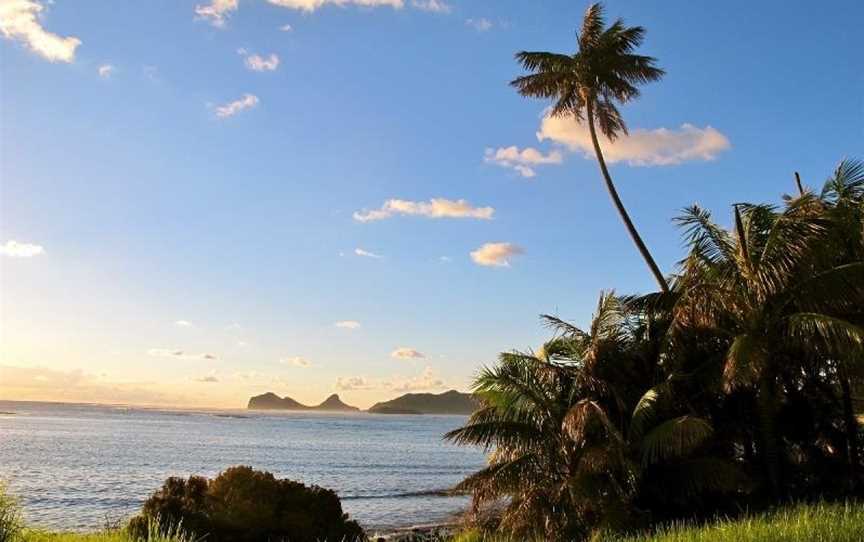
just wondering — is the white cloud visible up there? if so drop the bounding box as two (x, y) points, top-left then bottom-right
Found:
(411, 0), (450, 13)
(335, 376), (375, 391)
(336, 367), (446, 392)
(536, 113), (731, 166)
(353, 198), (494, 222)
(267, 0), (403, 12)
(355, 247), (382, 259)
(0, 0), (81, 63)
(214, 93), (259, 118)
(335, 320), (361, 329)
(439, 256), (451, 263)
(174, 320), (193, 328)
(386, 366), (446, 392)
(97, 64), (114, 78)
(280, 356), (311, 368)
(391, 347), (425, 360)
(280, 23), (293, 31)
(466, 17), (492, 31)
(195, 0), (450, 25)
(484, 146), (563, 178)
(0, 240), (45, 258)
(194, 0), (238, 27)
(147, 349), (217, 361)
(241, 51), (280, 72)
(470, 242), (523, 267)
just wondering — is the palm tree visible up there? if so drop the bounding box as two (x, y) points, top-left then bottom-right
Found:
(511, 3), (668, 292)
(447, 293), (732, 539)
(669, 197), (864, 497)
(815, 159), (864, 485)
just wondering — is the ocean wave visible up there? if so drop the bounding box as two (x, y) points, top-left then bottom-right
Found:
(341, 489), (466, 500)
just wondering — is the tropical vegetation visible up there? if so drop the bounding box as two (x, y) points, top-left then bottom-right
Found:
(128, 466), (364, 542)
(0, 484), (23, 542)
(446, 158), (864, 541)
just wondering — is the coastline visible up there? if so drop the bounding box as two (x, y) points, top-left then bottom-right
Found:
(370, 520), (462, 542)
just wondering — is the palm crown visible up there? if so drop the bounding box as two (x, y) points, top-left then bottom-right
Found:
(511, 2), (664, 140)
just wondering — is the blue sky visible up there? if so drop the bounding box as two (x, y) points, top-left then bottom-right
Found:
(1, 0), (861, 408)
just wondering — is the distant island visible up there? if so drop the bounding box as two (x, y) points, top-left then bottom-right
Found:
(247, 393), (359, 412)
(368, 390), (476, 415)
(246, 389), (477, 415)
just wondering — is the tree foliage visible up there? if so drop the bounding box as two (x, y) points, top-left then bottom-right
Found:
(448, 159), (864, 541)
(128, 466), (365, 542)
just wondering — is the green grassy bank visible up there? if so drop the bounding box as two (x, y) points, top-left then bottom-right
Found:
(452, 502), (864, 542)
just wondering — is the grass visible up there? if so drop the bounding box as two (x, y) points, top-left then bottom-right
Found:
(24, 532), (132, 542)
(451, 502), (864, 542)
(22, 520), (195, 542)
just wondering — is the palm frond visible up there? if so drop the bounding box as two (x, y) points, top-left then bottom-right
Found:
(786, 312), (864, 358)
(630, 381), (673, 439)
(641, 416), (713, 465)
(821, 158), (864, 203)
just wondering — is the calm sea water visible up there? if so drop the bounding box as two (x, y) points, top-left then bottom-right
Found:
(0, 401), (486, 532)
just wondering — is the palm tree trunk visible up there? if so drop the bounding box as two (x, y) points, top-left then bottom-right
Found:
(585, 101), (669, 293)
(840, 372), (861, 487)
(758, 377), (782, 499)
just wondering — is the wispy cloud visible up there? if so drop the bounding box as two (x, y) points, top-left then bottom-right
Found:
(238, 49), (280, 72)
(335, 320), (361, 330)
(267, 0), (403, 12)
(195, 375), (219, 383)
(174, 320), (193, 328)
(214, 93), (259, 118)
(411, 0), (450, 13)
(484, 146), (563, 178)
(470, 242), (523, 267)
(537, 113), (731, 166)
(279, 23), (293, 31)
(465, 17), (493, 32)
(97, 64), (114, 78)
(0, 365), (179, 405)
(391, 347), (425, 360)
(0, 0), (81, 62)
(194, 0), (238, 27)
(195, 0), (450, 25)
(336, 367), (446, 392)
(280, 356), (312, 368)
(353, 198), (494, 222)
(386, 366), (445, 392)
(148, 349), (217, 361)
(0, 240), (45, 258)
(355, 248), (382, 259)
(335, 376), (375, 391)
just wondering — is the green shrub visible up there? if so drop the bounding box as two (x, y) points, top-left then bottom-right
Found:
(128, 466), (365, 542)
(0, 484), (23, 542)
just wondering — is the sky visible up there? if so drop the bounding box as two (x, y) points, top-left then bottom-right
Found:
(1, 0), (861, 409)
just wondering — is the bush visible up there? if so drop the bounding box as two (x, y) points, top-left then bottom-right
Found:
(0, 484), (23, 542)
(128, 466), (365, 542)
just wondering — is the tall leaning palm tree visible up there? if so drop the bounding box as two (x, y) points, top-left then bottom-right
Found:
(511, 3), (668, 292)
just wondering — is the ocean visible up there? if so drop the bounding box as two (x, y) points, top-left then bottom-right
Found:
(0, 401), (487, 533)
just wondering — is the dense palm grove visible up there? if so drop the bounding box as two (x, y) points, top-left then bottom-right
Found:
(446, 159), (864, 541)
(446, 4), (863, 538)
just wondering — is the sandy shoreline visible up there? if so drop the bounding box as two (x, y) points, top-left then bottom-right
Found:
(369, 522), (460, 542)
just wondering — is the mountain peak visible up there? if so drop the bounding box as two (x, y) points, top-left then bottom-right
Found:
(248, 392), (359, 412)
